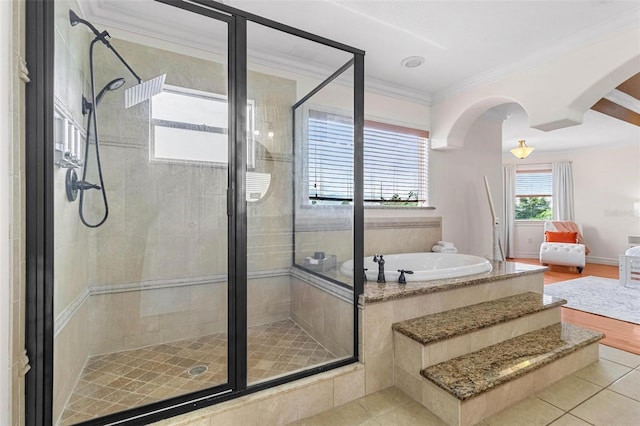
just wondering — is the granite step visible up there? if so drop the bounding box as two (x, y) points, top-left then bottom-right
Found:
(392, 292), (566, 374)
(419, 322), (604, 426)
(393, 292), (566, 345)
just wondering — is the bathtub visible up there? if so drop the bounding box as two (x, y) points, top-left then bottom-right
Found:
(340, 252), (492, 282)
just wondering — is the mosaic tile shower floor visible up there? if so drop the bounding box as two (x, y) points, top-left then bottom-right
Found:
(59, 319), (336, 425)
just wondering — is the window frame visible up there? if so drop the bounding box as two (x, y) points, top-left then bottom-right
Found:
(302, 105), (430, 209)
(514, 167), (553, 221)
(150, 84), (256, 168)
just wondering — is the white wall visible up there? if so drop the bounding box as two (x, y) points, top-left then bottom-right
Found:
(504, 142), (640, 263)
(430, 117), (503, 258)
(430, 25), (640, 148)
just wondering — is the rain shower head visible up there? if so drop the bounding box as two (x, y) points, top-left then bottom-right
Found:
(125, 74), (166, 109)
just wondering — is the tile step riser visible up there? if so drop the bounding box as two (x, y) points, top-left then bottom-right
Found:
(419, 342), (600, 426)
(394, 307), (562, 377)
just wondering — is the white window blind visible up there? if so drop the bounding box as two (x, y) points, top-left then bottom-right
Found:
(308, 109), (429, 206)
(308, 110), (354, 203)
(515, 170), (553, 220)
(515, 172), (552, 197)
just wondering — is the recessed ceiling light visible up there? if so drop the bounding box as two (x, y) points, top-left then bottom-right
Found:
(401, 56), (425, 68)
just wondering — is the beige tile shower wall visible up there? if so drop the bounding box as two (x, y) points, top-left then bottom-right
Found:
(89, 39), (296, 286)
(53, 0), (92, 319)
(245, 68), (297, 272)
(54, 175), (92, 317)
(85, 144), (229, 285)
(52, 302), (89, 424)
(52, 1), (94, 423)
(294, 216), (442, 265)
(88, 276), (290, 356)
(247, 276), (291, 327)
(54, 0), (89, 119)
(290, 278), (353, 357)
(294, 229), (354, 266)
(88, 282), (228, 356)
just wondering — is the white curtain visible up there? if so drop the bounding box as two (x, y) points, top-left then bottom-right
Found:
(552, 162), (574, 221)
(502, 164), (517, 258)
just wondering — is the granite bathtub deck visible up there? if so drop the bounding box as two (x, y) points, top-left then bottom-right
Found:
(421, 322), (604, 401)
(392, 292), (566, 344)
(363, 261), (547, 304)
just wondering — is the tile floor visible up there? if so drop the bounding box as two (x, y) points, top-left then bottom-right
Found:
(288, 344), (640, 426)
(59, 319), (336, 425)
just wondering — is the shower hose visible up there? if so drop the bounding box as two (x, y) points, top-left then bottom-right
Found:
(79, 37), (109, 228)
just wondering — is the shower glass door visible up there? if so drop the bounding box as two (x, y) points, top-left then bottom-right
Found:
(40, 0), (362, 423)
(52, 2), (231, 423)
(245, 20), (356, 385)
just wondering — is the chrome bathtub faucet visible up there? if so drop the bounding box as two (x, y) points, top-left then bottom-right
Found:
(373, 254), (386, 283)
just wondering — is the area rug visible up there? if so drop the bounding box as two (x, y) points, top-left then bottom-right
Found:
(544, 276), (640, 325)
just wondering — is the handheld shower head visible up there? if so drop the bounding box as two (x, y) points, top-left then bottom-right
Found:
(96, 78), (125, 105)
(83, 77), (125, 114)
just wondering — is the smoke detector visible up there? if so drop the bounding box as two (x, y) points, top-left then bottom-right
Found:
(401, 56), (425, 68)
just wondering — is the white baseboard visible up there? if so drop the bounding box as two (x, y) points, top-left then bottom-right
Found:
(586, 256), (618, 266)
(513, 251), (539, 259)
(512, 253), (618, 266)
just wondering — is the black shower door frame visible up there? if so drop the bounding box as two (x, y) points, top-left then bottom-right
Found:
(25, 0), (365, 424)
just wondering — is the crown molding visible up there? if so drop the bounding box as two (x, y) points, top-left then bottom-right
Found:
(81, 1), (636, 109)
(82, 0), (432, 106)
(431, 11), (640, 103)
(364, 79), (431, 105)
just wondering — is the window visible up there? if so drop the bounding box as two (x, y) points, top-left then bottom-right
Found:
(515, 170), (553, 220)
(307, 109), (429, 206)
(151, 85), (255, 166)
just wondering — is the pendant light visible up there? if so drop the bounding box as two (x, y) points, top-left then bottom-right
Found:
(511, 139), (534, 159)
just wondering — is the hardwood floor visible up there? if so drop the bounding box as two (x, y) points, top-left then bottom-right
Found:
(510, 258), (640, 355)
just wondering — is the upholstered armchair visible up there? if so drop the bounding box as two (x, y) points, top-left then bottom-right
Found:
(539, 221), (586, 273)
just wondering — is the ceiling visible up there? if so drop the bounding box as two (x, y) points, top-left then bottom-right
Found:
(498, 72), (640, 153)
(83, 0), (640, 153)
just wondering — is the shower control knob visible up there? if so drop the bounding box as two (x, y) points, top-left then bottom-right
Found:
(75, 181), (101, 191)
(65, 169), (101, 202)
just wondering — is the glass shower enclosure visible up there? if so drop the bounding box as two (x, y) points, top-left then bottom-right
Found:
(28, 0), (364, 424)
